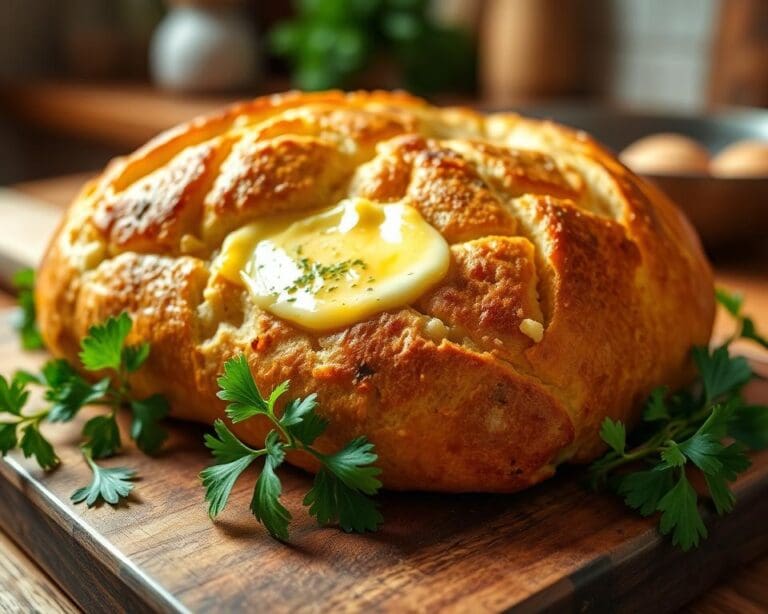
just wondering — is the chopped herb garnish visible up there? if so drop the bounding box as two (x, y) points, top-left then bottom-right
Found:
(280, 256), (369, 295)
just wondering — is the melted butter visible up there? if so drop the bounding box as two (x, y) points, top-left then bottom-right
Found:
(214, 198), (450, 330)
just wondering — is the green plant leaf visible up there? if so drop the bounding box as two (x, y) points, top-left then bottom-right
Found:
(617, 467), (675, 517)
(130, 394), (169, 454)
(657, 472), (707, 551)
(200, 455), (256, 518)
(250, 449), (291, 541)
(693, 345), (751, 402)
(123, 343), (150, 373)
(79, 313), (133, 372)
(304, 468), (383, 533)
(20, 425), (59, 470)
(82, 414), (121, 459)
(217, 355), (269, 422)
(204, 419), (258, 463)
(71, 451), (136, 507)
(599, 418), (626, 455)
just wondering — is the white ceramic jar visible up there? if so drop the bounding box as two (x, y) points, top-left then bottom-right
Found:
(150, 2), (259, 93)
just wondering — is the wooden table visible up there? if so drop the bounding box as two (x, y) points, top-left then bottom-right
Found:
(0, 174), (766, 612)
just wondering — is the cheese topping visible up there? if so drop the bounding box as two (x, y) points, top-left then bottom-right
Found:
(214, 198), (450, 331)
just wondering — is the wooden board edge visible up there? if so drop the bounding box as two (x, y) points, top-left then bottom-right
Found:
(0, 456), (188, 614)
(511, 463), (768, 613)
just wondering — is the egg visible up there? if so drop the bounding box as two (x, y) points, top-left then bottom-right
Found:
(212, 198), (450, 331)
(711, 139), (768, 178)
(619, 133), (711, 175)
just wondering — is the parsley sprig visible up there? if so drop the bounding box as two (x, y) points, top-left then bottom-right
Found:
(11, 268), (43, 350)
(0, 372), (58, 469)
(1, 312), (169, 506)
(200, 355), (383, 540)
(589, 288), (768, 550)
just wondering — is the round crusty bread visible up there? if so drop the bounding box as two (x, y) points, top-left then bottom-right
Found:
(36, 91), (715, 492)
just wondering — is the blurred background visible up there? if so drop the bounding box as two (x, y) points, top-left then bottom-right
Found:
(2, 0), (767, 182)
(1, 0), (768, 252)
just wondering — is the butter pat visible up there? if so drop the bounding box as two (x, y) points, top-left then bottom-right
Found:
(215, 198), (450, 331)
(519, 318), (544, 343)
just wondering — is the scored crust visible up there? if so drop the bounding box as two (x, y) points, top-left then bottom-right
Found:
(36, 91), (714, 492)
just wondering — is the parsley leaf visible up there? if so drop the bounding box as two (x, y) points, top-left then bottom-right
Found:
(617, 468), (675, 516)
(0, 373), (29, 416)
(12, 268), (43, 350)
(599, 418), (626, 455)
(657, 472), (707, 551)
(20, 425), (59, 470)
(728, 405), (768, 450)
(48, 375), (110, 423)
(123, 343), (150, 373)
(643, 387), (670, 422)
(280, 393), (318, 427)
(716, 287), (768, 349)
(79, 313), (132, 372)
(660, 443), (686, 468)
(130, 395), (170, 454)
(251, 442), (291, 541)
(303, 437), (382, 532)
(713, 443), (752, 480)
(76, 312), (169, 456)
(204, 419), (258, 463)
(71, 449), (136, 507)
(82, 414), (121, 459)
(741, 317), (768, 349)
(200, 455), (257, 518)
(285, 405), (328, 446)
(703, 472), (734, 515)
(318, 437), (382, 495)
(678, 433), (726, 475)
(693, 346), (751, 402)
(715, 287), (743, 317)
(0, 424), (18, 455)
(216, 355), (269, 421)
(304, 468), (383, 533)
(0, 374), (58, 467)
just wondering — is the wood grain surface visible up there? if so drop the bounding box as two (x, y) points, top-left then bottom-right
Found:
(0, 530), (77, 613)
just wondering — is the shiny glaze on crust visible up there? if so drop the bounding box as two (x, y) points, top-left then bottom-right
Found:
(36, 91), (714, 491)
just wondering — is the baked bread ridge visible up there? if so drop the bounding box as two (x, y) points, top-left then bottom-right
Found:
(36, 90), (715, 492)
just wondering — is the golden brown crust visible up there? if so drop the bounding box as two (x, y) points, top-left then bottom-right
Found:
(36, 90), (715, 492)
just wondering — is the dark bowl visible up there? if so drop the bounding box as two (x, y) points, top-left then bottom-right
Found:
(507, 104), (768, 248)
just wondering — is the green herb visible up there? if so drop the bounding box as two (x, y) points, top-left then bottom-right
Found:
(283, 257), (368, 295)
(1, 312), (169, 507)
(0, 372), (59, 469)
(589, 288), (768, 550)
(269, 0), (475, 94)
(200, 355), (382, 540)
(11, 268), (43, 350)
(71, 448), (136, 507)
(715, 287), (768, 349)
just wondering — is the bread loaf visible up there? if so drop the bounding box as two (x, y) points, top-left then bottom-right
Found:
(36, 91), (715, 492)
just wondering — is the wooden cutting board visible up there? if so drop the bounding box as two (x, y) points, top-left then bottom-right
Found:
(1, 323), (768, 614)
(1, 189), (768, 612)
